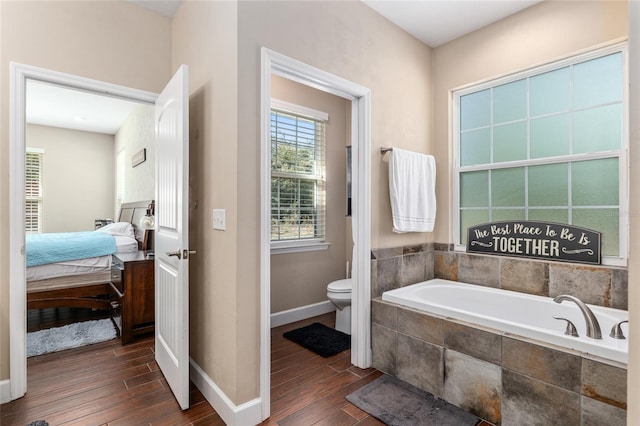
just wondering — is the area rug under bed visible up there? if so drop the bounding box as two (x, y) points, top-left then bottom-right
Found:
(283, 322), (350, 357)
(346, 374), (481, 426)
(27, 318), (118, 357)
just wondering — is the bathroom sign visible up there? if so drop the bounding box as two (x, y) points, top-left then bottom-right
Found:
(467, 221), (601, 264)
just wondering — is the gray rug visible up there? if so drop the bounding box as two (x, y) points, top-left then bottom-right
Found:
(346, 374), (481, 426)
(27, 318), (117, 357)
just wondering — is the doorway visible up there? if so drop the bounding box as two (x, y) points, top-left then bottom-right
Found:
(260, 48), (372, 420)
(9, 63), (158, 400)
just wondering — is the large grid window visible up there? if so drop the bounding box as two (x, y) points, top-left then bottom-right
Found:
(270, 101), (327, 251)
(25, 148), (44, 233)
(454, 45), (627, 263)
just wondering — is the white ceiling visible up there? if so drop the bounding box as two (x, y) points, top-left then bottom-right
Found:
(26, 80), (143, 135)
(27, 0), (542, 135)
(363, 0), (542, 47)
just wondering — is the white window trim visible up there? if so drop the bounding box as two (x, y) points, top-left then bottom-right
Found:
(270, 101), (329, 254)
(271, 98), (329, 122)
(452, 43), (628, 267)
(271, 239), (330, 255)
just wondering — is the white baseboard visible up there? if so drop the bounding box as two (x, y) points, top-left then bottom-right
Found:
(190, 358), (262, 426)
(0, 379), (11, 404)
(270, 300), (335, 328)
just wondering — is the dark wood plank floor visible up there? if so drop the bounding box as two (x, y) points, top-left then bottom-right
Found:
(2, 311), (384, 425)
(3, 310), (491, 425)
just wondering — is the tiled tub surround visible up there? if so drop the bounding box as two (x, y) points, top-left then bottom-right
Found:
(372, 297), (628, 425)
(371, 243), (628, 310)
(382, 279), (628, 364)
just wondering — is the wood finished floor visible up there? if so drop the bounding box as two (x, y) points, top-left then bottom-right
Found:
(1, 311), (385, 425)
(3, 310), (492, 425)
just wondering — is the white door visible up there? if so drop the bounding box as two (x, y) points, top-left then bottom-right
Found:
(155, 65), (191, 410)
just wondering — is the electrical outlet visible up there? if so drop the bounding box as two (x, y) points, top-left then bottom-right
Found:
(213, 209), (226, 231)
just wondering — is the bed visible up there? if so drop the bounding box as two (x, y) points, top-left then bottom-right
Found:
(26, 200), (154, 311)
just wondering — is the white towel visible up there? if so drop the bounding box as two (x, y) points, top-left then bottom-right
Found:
(388, 148), (436, 233)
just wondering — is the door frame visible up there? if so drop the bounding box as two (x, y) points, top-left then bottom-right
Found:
(259, 48), (372, 419)
(8, 63), (158, 400)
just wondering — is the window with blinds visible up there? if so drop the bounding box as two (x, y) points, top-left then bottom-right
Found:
(270, 103), (327, 248)
(25, 148), (44, 233)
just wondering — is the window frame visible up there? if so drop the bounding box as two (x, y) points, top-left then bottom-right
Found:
(452, 43), (628, 266)
(270, 99), (330, 255)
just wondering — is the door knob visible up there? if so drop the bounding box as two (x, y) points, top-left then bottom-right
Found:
(182, 249), (196, 259)
(166, 250), (182, 259)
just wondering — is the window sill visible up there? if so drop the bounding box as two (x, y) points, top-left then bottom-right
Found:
(271, 240), (330, 255)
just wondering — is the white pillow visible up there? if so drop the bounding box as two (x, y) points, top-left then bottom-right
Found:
(96, 221), (135, 237)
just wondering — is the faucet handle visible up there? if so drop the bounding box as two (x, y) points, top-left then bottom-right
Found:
(609, 320), (629, 339)
(554, 316), (579, 337)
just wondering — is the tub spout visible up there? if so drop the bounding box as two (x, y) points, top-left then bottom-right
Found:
(553, 295), (602, 339)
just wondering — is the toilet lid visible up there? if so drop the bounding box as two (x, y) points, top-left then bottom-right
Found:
(328, 278), (352, 293)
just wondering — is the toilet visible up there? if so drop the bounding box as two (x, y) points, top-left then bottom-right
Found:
(327, 278), (352, 335)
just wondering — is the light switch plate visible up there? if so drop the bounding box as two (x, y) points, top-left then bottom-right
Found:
(213, 209), (226, 231)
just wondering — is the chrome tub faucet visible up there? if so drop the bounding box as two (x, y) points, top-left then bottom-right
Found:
(553, 295), (602, 339)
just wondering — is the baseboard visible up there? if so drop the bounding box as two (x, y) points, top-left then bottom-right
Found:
(270, 300), (335, 328)
(189, 358), (262, 426)
(0, 379), (11, 404)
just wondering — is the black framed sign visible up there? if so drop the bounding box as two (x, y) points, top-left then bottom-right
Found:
(467, 221), (601, 265)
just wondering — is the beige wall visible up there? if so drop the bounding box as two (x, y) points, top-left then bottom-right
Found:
(27, 124), (115, 232)
(172, 0), (432, 405)
(270, 75), (350, 314)
(237, 0), (432, 405)
(171, 0), (242, 403)
(114, 104), (155, 212)
(431, 0), (628, 244)
(627, 2), (639, 422)
(0, 0), (172, 380)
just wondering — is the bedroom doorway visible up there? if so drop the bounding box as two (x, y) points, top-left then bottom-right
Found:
(9, 63), (192, 407)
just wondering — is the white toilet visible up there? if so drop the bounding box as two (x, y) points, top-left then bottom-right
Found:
(327, 278), (352, 335)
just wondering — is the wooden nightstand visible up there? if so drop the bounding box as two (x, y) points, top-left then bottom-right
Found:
(110, 251), (155, 345)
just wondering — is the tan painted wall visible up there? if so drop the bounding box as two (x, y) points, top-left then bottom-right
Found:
(172, 0), (432, 405)
(0, 0), (172, 380)
(26, 124), (115, 232)
(114, 104), (156, 210)
(270, 75), (350, 314)
(171, 0), (242, 403)
(627, 2), (639, 422)
(432, 0), (628, 244)
(235, 0), (433, 404)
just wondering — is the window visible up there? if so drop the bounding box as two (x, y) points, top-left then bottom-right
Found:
(25, 148), (44, 233)
(454, 45), (627, 264)
(270, 100), (328, 253)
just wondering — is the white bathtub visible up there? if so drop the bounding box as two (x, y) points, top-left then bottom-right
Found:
(381, 278), (629, 365)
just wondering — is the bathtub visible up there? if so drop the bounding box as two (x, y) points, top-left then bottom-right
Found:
(381, 278), (628, 365)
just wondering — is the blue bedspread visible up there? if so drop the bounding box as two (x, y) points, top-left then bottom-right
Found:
(26, 231), (117, 267)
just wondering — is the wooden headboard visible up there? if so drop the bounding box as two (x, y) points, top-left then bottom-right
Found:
(118, 200), (154, 250)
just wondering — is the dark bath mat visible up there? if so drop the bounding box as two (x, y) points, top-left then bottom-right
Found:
(346, 374), (481, 426)
(26, 421), (49, 426)
(283, 322), (350, 357)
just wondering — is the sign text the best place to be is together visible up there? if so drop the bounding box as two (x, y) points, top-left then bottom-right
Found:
(466, 221), (601, 265)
